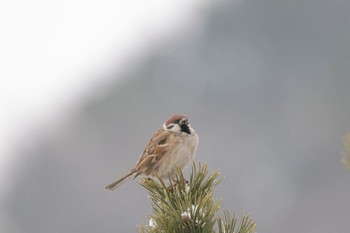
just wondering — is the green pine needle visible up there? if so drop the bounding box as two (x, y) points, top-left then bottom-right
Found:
(138, 162), (256, 233)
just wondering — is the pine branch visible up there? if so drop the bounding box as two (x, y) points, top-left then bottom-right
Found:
(138, 163), (256, 233)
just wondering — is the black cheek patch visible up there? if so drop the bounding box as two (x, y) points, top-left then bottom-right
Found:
(166, 124), (174, 129)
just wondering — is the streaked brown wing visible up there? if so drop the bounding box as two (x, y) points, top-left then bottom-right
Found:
(134, 128), (169, 175)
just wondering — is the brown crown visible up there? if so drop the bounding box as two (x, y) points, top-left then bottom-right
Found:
(165, 114), (188, 126)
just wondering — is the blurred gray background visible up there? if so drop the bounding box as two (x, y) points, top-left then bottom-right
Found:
(3, 0), (350, 232)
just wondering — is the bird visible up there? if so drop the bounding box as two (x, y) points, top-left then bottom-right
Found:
(106, 114), (199, 190)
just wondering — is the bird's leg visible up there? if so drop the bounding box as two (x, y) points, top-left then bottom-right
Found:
(166, 178), (189, 193)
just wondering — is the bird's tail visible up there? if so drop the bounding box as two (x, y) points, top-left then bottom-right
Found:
(105, 170), (136, 191)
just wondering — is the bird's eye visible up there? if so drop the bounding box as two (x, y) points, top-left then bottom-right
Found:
(180, 118), (188, 125)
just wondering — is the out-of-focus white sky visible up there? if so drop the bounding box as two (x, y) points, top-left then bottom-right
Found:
(0, 0), (210, 195)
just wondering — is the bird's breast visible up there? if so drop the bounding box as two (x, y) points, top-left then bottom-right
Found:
(155, 132), (199, 178)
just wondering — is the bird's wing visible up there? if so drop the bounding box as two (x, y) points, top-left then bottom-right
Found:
(134, 128), (171, 176)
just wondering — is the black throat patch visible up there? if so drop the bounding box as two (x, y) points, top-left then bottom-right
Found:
(180, 124), (191, 134)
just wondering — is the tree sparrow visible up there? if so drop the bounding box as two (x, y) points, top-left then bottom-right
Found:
(106, 114), (199, 190)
